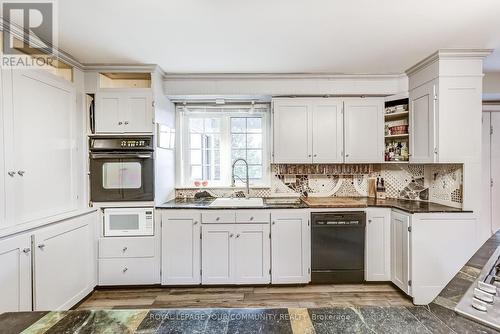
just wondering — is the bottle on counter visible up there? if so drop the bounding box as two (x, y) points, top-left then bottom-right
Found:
(376, 177), (387, 199)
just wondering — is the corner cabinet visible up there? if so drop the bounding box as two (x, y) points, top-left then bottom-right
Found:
(365, 208), (391, 281)
(390, 211), (411, 296)
(272, 97), (383, 164)
(95, 90), (153, 133)
(270, 210), (310, 284)
(161, 210), (201, 285)
(0, 234), (32, 313)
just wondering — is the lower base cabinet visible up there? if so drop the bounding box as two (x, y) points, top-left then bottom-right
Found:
(201, 223), (270, 284)
(270, 211), (310, 284)
(390, 210), (411, 296)
(365, 208), (391, 281)
(0, 234), (32, 313)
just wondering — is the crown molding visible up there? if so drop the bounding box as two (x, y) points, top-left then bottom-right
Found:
(162, 72), (407, 81)
(405, 49), (493, 76)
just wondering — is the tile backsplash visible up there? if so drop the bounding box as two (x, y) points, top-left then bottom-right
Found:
(176, 163), (463, 208)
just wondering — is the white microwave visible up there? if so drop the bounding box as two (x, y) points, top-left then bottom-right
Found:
(103, 208), (154, 237)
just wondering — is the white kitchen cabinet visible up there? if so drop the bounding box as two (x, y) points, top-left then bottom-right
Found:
(95, 90), (153, 133)
(3, 69), (79, 226)
(344, 98), (384, 163)
(0, 233), (32, 313)
(0, 70), (6, 226)
(409, 80), (437, 163)
(161, 210), (201, 285)
(270, 210), (310, 284)
(201, 224), (233, 284)
(390, 211), (411, 295)
(99, 258), (159, 286)
(33, 212), (96, 311)
(311, 100), (344, 163)
(365, 208), (391, 281)
(272, 99), (311, 163)
(233, 224), (270, 284)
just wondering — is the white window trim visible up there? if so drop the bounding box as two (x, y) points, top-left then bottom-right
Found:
(175, 106), (271, 188)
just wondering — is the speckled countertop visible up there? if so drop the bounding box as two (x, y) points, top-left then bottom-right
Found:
(156, 197), (470, 214)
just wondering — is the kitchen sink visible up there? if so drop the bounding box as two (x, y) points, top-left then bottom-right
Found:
(209, 197), (264, 208)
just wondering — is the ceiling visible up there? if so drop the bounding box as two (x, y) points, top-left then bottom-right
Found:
(58, 0), (500, 74)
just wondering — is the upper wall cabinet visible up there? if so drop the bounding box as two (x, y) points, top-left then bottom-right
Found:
(95, 90), (153, 133)
(272, 97), (383, 164)
(344, 98), (384, 163)
(1, 69), (80, 226)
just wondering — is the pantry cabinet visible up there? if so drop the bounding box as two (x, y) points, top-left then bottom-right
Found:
(201, 223), (270, 284)
(33, 212), (96, 311)
(344, 98), (384, 163)
(390, 211), (411, 295)
(0, 234), (32, 313)
(95, 90), (153, 133)
(270, 210), (310, 284)
(161, 211), (201, 285)
(365, 209), (391, 281)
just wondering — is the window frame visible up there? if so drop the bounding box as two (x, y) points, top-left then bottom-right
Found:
(176, 105), (271, 188)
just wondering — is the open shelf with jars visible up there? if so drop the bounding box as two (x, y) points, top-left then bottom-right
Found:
(384, 98), (409, 162)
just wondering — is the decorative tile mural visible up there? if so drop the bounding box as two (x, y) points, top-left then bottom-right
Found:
(175, 163), (464, 208)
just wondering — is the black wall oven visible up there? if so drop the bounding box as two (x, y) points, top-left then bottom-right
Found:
(90, 136), (154, 202)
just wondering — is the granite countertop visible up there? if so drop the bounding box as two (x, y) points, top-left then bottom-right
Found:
(156, 197), (470, 214)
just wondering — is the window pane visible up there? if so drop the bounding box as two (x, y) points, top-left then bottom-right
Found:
(233, 165), (246, 180)
(231, 134), (246, 149)
(189, 118), (204, 133)
(190, 134), (202, 149)
(247, 150), (262, 164)
(247, 118), (262, 133)
(204, 118), (221, 133)
(204, 150), (220, 165)
(231, 118), (246, 133)
(248, 166), (262, 179)
(190, 150), (202, 165)
(231, 149), (246, 162)
(191, 166), (202, 180)
(205, 134), (220, 149)
(247, 134), (262, 149)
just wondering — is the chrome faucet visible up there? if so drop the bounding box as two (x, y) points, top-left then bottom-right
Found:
(231, 158), (250, 196)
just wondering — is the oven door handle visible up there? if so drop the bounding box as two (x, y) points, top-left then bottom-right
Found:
(90, 153), (153, 159)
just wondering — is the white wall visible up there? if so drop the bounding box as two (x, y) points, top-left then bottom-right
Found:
(483, 72), (500, 100)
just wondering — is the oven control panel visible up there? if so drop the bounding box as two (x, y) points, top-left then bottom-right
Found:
(120, 140), (148, 148)
(90, 136), (153, 151)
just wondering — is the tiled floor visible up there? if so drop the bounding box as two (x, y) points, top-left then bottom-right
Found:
(76, 283), (414, 310)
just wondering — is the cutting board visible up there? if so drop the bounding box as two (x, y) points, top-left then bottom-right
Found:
(301, 197), (368, 208)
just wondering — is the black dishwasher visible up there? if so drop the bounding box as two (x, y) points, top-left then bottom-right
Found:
(311, 212), (366, 283)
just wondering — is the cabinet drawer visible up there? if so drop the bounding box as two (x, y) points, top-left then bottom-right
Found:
(202, 211), (235, 224)
(99, 237), (155, 258)
(98, 258), (159, 285)
(235, 210), (270, 223)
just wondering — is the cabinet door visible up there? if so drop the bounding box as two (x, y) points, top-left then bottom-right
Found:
(0, 69), (8, 225)
(201, 224), (233, 284)
(344, 98), (384, 162)
(33, 212), (96, 310)
(123, 92), (153, 133)
(0, 234), (31, 312)
(273, 99), (312, 163)
(491, 112), (500, 233)
(233, 224), (270, 284)
(311, 99), (344, 163)
(410, 80), (437, 163)
(161, 211), (201, 285)
(11, 70), (78, 225)
(391, 211), (411, 295)
(95, 92), (122, 133)
(270, 211), (310, 284)
(365, 209), (391, 281)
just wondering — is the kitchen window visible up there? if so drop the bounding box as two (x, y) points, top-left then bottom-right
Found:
(177, 105), (270, 187)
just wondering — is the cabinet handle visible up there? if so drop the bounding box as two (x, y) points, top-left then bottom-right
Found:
(122, 267), (128, 273)
(118, 121), (123, 125)
(229, 233), (234, 238)
(368, 219), (372, 223)
(38, 244), (45, 250)
(124, 121), (129, 125)
(236, 234), (240, 238)
(7, 171), (15, 177)
(313, 154), (317, 157)
(272, 221), (276, 225)
(345, 154), (350, 157)
(22, 248), (31, 254)
(122, 246), (128, 252)
(216, 217), (220, 221)
(194, 221), (198, 225)
(308, 154), (312, 158)
(17, 170), (25, 176)
(249, 217), (254, 221)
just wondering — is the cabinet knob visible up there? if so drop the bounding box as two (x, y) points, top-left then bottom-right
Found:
(368, 219), (372, 223)
(122, 246), (128, 252)
(250, 217), (254, 221)
(122, 267), (128, 273)
(17, 170), (25, 176)
(124, 121), (129, 125)
(236, 234), (240, 238)
(194, 221), (198, 225)
(22, 248), (31, 254)
(118, 121), (123, 125)
(272, 221), (276, 225)
(7, 171), (15, 177)
(38, 244), (45, 250)
(308, 154), (312, 158)
(345, 154), (350, 157)
(229, 233), (234, 238)
(313, 154), (317, 157)
(216, 217), (220, 221)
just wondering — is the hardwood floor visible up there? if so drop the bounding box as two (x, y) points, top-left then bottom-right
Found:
(76, 283), (413, 310)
